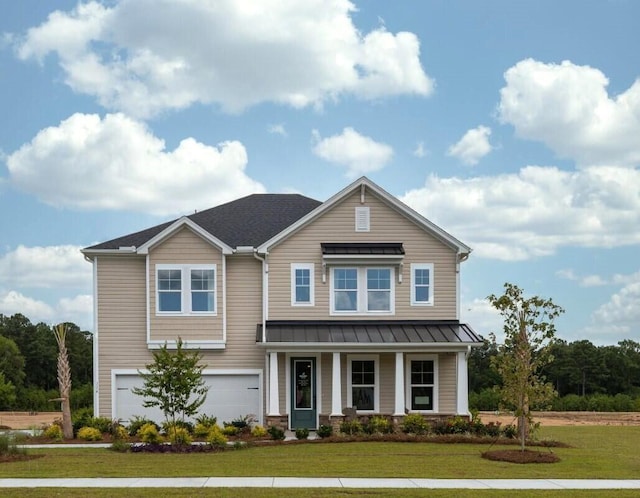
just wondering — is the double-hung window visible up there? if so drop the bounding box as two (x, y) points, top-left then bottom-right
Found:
(411, 263), (434, 306)
(156, 264), (216, 315)
(406, 355), (438, 412)
(291, 263), (314, 306)
(331, 267), (394, 314)
(348, 355), (379, 412)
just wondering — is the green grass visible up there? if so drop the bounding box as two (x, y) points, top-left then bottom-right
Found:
(1, 426), (638, 496)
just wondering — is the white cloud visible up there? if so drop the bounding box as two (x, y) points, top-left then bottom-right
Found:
(413, 141), (426, 158)
(6, 113), (264, 215)
(401, 165), (640, 260)
(460, 297), (502, 342)
(581, 275), (640, 344)
(312, 127), (393, 177)
(15, 0), (433, 118)
(0, 290), (55, 322)
(498, 59), (640, 168)
(556, 269), (607, 287)
(447, 126), (492, 165)
(0, 245), (90, 289)
(268, 124), (288, 137)
(58, 294), (93, 329)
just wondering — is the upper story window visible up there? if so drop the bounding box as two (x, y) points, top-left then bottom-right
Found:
(156, 264), (216, 315)
(411, 263), (434, 306)
(291, 263), (314, 306)
(331, 267), (394, 315)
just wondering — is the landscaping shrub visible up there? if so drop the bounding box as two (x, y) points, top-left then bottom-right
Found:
(222, 425), (239, 436)
(43, 423), (63, 440)
(109, 439), (131, 452)
(194, 414), (217, 427)
(250, 425), (268, 437)
(502, 424), (517, 439)
(366, 415), (394, 435)
(166, 425), (192, 445)
(162, 420), (194, 435)
(484, 422), (502, 438)
(112, 424), (129, 441)
(0, 433), (27, 457)
(267, 425), (285, 440)
(317, 424), (333, 438)
(85, 417), (113, 434)
(339, 419), (363, 435)
(72, 407), (94, 434)
(194, 423), (212, 438)
(401, 414), (430, 435)
(77, 427), (103, 441)
(137, 423), (163, 444)
(295, 428), (309, 440)
(207, 425), (228, 447)
(128, 416), (158, 437)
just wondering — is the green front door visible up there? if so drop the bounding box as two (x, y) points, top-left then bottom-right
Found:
(290, 357), (316, 429)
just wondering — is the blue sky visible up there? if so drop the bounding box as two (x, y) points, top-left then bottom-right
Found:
(1, 0), (639, 345)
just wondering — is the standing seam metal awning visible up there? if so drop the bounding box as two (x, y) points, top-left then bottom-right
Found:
(257, 320), (482, 344)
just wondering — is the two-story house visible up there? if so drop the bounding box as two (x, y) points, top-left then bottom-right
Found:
(82, 177), (481, 430)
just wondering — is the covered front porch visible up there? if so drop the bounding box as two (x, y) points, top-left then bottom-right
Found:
(257, 320), (482, 430)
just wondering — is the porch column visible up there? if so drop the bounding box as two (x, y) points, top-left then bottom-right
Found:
(331, 352), (342, 416)
(268, 352), (280, 415)
(456, 350), (469, 415)
(394, 352), (405, 415)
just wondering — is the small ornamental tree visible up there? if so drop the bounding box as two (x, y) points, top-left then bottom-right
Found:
(488, 283), (564, 451)
(132, 338), (208, 436)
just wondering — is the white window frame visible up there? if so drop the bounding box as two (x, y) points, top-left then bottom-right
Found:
(156, 264), (217, 316)
(405, 354), (438, 413)
(347, 354), (379, 413)
(410, 263), (434, 306)
(291, 263), (314, 306)
(330, 266), (395, 315)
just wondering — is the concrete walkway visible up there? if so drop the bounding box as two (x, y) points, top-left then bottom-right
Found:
(1, 478), (640, 489)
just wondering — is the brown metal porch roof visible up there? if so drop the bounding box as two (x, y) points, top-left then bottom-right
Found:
(257, 320), (482, 344)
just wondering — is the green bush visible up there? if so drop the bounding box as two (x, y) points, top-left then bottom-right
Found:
(194, 423), (212, 438)
(267, 425), (285, 440)
(587, 394), (614, 412)
(502, 424), (517, 439)
(317, 424), (333, 438)
(137, 423), (163, 444)
(339, 419), (363, 435)
(166, 425), (192, 445)
(162, 420), (194, 435)
(401, 414), (430, 435)
(69, 383), (93, 410)
(469, 388), (501, 411)
(250, 425), (268, 437)
(77, 426), (103, 441)
(128, 416), (158, 437)
(207, 425), (228, 447)
(109, 439), (131, 452)
(613, 394), (634, 412)
(43, 423), (63, 440)
(222, 425), (239, 436)
(0, 434), (27, 457)
(484, 422), (502, 437)
(295, 428), (309, 440)
(194, 414), (217, 428)
(366, 415), (394, 434)
(112, 424), (129, 441)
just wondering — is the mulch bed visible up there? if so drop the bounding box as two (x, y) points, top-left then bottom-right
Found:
(482, 449), (561, 464)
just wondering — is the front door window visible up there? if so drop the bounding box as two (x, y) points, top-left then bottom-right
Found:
(294, 359), (313, 410)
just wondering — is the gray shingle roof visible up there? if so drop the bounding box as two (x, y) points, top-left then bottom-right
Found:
(85, 193), (322, 250)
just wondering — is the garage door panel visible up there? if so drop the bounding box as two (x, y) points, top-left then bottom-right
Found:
(115, 373), (260, 426)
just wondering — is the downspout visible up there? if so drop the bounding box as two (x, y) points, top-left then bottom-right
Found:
(253, 250), (268, 342)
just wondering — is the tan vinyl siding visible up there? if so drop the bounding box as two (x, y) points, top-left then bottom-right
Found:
(321, 353), (332, 414)
(96, 253), (264, 418)
(439, 353), (457, 413)
(267, 187), (458, 320)
(148, 227), (224, 342)
(96, 255), (148, 417)
(379, 353), (395, 413)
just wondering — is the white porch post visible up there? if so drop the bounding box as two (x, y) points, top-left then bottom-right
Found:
(394, 352), (405, 416)
(331, 352), (342, 416)
(268, 352), (280, 415)
(456, 350), (469, 415)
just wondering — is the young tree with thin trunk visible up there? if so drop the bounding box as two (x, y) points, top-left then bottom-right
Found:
(132, 338), (208, 440)
(52, 323), (74, 439)
(488, 283), (564, 451)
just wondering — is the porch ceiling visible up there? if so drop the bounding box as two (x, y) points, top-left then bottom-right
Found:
(257, 320), (482, 345)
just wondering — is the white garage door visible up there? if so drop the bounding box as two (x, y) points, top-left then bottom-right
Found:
(114, 372), (261, 426)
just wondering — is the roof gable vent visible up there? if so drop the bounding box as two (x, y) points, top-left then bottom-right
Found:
(355, 206), (370, 232)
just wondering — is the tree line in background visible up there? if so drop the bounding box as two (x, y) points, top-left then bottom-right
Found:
(469, 337), (640, 412)
(0, 313), (93, 412)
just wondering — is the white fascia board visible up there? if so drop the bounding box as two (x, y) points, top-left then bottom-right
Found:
(137, 217), (233, 255)
(256, 176), (472, 256)
(147, 340), (226, 350)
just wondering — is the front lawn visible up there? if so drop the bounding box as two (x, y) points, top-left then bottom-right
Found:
(1, 426), (638, 480)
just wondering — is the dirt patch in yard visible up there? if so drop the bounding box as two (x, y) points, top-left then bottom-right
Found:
(478, 411), (640, 426)
(0, 412), (62, 430)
